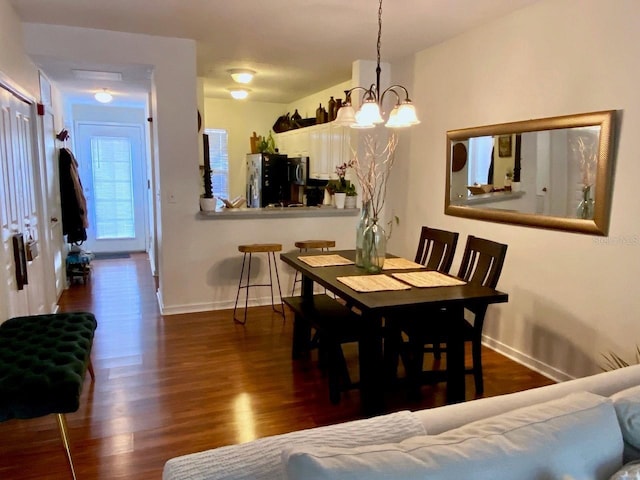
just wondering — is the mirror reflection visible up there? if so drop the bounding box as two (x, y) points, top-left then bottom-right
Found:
(445, 111), (616, 235)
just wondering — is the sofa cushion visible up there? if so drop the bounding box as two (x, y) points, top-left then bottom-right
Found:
(283, 392), (623, 480)
(611, 385), (640, 462)
(162, 410), (425, 480)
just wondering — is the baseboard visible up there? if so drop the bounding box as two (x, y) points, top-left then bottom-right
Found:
(482, 334), (574, 383)
(159, 295), (283, 316)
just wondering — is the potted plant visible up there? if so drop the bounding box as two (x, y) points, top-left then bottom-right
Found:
(333, 161), (351, 209)
(345, 182), (357, 209)
(200, 133), (216, 211)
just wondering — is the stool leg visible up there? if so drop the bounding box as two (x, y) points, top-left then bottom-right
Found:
(233, 253), (248, 324)
(270, 252), (285, 318)
(56, 414), (77, 480)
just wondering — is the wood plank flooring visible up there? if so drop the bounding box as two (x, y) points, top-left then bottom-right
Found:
(0, 253), (553, 479)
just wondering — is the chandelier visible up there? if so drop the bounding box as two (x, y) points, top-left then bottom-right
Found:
(335, 0), (420, 129)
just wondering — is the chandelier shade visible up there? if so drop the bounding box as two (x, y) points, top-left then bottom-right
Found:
(334, 0), (420, 129)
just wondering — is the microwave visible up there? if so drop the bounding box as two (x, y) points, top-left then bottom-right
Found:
(288, 156), (308, 186)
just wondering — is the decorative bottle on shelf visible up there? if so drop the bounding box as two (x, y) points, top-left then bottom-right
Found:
(355, 200), (371, 267)
(316, 103), (324, 124)
(328, 96), (336, 121)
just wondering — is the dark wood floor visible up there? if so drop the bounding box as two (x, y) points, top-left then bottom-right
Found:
(0, 253), (553, 479)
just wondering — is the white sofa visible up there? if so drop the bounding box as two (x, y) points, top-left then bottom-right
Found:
(164, 365), (640, 480)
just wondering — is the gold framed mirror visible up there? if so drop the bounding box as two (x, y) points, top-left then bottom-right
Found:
(445, 110), (616, 235)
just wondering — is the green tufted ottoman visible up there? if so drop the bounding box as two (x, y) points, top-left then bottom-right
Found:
(0, 312), (97, 479)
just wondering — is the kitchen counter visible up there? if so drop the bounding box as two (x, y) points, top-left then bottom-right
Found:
(197, 206), (359, 220)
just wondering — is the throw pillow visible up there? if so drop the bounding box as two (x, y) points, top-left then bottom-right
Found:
(162, 410), (425, 480)
(283, 391), (623, 480)
(611, 385), (640, 462)
(609, 460), (640, 480)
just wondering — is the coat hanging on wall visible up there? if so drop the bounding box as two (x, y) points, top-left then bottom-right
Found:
(59, 147), (89, 244)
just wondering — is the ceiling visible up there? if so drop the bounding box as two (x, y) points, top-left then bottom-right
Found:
(10, 0), (540, 105)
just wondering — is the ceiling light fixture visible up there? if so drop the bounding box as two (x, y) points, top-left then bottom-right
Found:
(228, 69), (256, 84)
(229, 88), (250, 100)
(94, 89), (113, 103)
(334, 0), (420, 129)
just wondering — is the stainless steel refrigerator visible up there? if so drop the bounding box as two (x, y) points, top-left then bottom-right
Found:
(246, 153), (289, 207)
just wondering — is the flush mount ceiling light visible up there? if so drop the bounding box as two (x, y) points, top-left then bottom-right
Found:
(334, 0), (420, 129)
(94, 89), (113, 103)
(228, 88), (250, 100)
(228, 69), (256, 84)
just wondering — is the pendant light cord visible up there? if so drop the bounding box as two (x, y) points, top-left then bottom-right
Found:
(375, 0), (383, 100)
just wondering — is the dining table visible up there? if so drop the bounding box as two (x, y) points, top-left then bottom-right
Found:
(280, 249), (508, 415)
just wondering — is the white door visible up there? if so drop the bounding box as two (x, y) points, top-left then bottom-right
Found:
(0, 84), (47, 320)
(76, 123), (147, 253)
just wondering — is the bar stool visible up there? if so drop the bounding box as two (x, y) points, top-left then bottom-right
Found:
(233, 243), (285, 325)
(291, 240), (336, 296)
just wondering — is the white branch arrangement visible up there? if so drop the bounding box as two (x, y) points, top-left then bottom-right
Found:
(350, 132), (399, 223)
(571, 134), (598, 187)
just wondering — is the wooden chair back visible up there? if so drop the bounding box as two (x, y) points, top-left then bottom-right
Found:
(457, 235), (508, 288)
(414, 226), (459, 273)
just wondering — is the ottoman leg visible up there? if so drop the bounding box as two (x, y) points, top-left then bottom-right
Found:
(87, 358), (95, 381)
(56, 414), (77, 480)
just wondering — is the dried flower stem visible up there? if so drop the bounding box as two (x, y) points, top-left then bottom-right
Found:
(350, 133), (398, 222)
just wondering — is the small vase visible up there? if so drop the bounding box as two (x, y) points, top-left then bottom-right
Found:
(362, 218), (386, 273)
(334, 192), (346, 209)
(577, 185), (595, 219)
(200, 196), (216, 212)
(355, 201), (371, 268)
(344, 195), (357, 209)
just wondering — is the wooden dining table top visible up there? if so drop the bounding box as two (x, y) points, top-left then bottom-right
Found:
(280, 249), (508, 313)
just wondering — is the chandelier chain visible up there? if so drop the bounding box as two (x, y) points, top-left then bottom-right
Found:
(376, 0), (383, 73)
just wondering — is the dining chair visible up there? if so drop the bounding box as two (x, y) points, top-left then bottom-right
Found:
(402, 235), (508, 397)
(389, 227), (459, 381)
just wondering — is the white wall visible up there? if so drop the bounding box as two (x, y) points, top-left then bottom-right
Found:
(388, 0), (640, 380)
(203, 97), (285, 200)
(287, 80), (352, 120)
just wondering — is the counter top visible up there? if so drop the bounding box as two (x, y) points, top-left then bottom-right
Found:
(451, 190), (526, 206)
(198, 206), (359, 220)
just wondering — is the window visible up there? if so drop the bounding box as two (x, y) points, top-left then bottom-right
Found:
(204, 128), (229, 201)
(90, 136), (135, 239)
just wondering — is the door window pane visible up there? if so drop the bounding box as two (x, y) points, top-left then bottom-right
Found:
(90, 136), (135, 239)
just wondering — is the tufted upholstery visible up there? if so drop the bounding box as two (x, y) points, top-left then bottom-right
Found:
(0, 312), (97, 421)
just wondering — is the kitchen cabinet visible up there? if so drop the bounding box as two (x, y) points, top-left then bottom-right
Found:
(275, 122), (354, 180)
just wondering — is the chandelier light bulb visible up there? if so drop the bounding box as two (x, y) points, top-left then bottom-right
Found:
(94, 89), (113, 103)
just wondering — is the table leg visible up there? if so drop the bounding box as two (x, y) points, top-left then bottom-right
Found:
(291, 275), (314, 360)
(445, 305), (466, 403)
(358, 313), (385, 415)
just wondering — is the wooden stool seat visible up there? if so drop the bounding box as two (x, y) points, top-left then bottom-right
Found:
(291, 239), (335, 296)
(294, 240), (336, 250)
(238, 243), (282, 253)
(234, 244), (285, 325)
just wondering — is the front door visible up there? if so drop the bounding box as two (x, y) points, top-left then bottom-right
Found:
(76, 123), (147, 253)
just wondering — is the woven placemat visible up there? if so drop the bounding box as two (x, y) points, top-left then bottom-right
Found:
(382, 258), (425, 270)
(392, 271), (466, 288)
(337, 274), (411, 292)
(298, 254), (354, 267)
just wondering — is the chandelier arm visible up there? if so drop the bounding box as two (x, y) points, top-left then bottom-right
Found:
(380, 85), (411, 105)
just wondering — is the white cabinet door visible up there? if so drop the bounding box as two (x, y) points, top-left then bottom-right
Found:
(290, 128), (310, 157)
(309, 124), (331, 179)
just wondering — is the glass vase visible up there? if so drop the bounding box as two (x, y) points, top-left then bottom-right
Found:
(577, 185), (595, 219)
(355, 201), (371, 267)
(362, 218), (386, 273)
